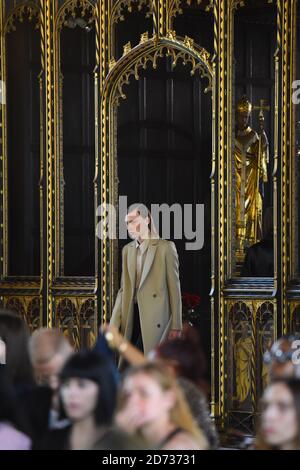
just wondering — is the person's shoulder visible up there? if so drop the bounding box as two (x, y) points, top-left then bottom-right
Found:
(155, 238), (175, 248)
(34, 426), (71, 450)
(122, 240), (135, 252)
(0, 423), (32, 450)
(93, 427), (147, 450)
(164, 431), (206, 450)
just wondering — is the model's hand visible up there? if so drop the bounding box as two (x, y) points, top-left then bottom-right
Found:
(101, 323), (125, 350)
(116, 405), (148, 434)
(168, 329), (182, 340)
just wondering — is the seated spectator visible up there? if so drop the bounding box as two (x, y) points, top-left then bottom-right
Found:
(0, 363), (31, 450)
(116, 361), (208, 450)
(38, 351), (118, 450)
(263, 334), (300, 381)
(28, 328), (74, 434)
(256, 379), (300, 450)
(0, 310), (35, 391)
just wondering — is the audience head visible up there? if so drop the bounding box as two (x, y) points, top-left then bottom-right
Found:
(154, 323), (208, 392)
(59, 351), (117, 426)
(118, 361), (206, 447)
(0, 310), (34, 386)
(256, 378), (300, 450)
(263, 334), (300, 380)
(29, 328), (73, 390)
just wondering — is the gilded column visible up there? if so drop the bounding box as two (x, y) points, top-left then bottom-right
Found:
(279, 0), (294, 335)
(97, 0), (111, 324)
(0, 1), (6, 283)
(40, 0), (55, 327)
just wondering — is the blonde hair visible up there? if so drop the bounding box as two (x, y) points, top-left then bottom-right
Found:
(119, 361), (208, 449)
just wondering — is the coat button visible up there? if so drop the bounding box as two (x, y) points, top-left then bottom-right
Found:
(153, 294), (157, 298)
(157, 324), (161, 328)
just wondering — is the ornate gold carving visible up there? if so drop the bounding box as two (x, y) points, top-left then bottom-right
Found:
(5, 2), (40, 34)
(111, 0), (153, 25)
(107, 37), (212, 107)
(280, 0), (291, 334)
(5, 297), (26, 318)
(55, 297), (96, 350)
(0, 0), (295, 435)
(56, 297), (79, 348)
(230, 0), (245, 10)
(140, 31), (149, 44)
(216, 0), (226, 425)
(183, 35), (194, 49)
(4, 296), (42, 331)
(228, 301), (254, 408)
(123, 41), (132, 56)
(168, 0), (183, 22)
(56, 0), (95, 32)
(44, 0), (55, 327)
(166, 29), (176, 40)
(168, 0), (213, 25)
(109, 57), (117, 72)
(256, 301), (275, 393)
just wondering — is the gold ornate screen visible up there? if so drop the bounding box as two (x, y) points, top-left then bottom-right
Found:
(0, 0), (299, 432)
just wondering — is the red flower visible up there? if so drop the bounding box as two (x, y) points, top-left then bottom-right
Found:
(182, 292), (201, 309)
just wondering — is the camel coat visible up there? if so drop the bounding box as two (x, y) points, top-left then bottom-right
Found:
(110, 238), (182, 355)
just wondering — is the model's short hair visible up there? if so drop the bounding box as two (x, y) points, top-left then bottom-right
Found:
(127, 202), (158, 237)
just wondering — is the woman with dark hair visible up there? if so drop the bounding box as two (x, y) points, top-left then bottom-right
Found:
(0, 310), (36, 441)
(256, 378), (300, 450)
(37, 351), (118, 449)
(0, 366), (32, 449)
(0, 310), (34, 389)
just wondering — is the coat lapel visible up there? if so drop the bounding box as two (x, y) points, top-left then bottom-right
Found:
(127, 241), (136, 290)
(138, 239), (158, 290)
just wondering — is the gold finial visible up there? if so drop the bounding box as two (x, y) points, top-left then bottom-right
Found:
(140, 31), (149, 44)
(184, 36), (194, 49)
(109, 57), (116, 72)
(166, 30), (176, 40)
(236, 95), (252, 114)
(123, 42), (132, 56)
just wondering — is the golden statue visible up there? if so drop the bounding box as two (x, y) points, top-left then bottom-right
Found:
(234, 320), (252, 404)
(235, 96), (269, 263)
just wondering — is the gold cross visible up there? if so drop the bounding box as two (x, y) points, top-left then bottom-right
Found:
(253, 99), (270, 118)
